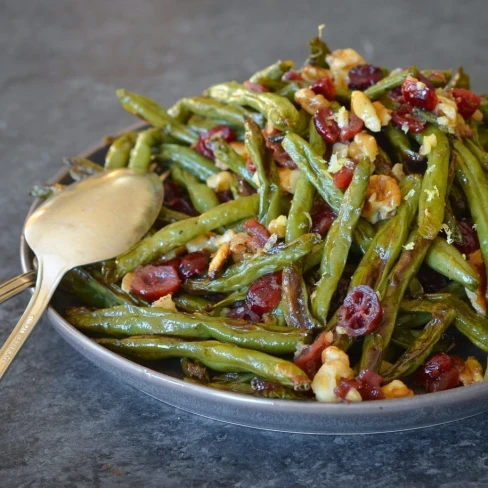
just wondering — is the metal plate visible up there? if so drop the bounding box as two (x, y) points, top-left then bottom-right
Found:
(19, 131), (488, 434)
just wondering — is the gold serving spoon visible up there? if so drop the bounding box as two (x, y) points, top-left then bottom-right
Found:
(0, 169), (164, 379)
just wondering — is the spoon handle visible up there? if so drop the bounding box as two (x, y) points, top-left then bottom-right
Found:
(0, 271), (37, 305)
(0, 258), (66, 380)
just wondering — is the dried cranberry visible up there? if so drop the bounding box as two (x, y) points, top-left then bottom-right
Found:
(338, 285), (383, 336)
(391, 104), (426, 133)
(195, 125), (236, 160)
(262, 129), (296, 168)
(313, 107), (340, 144)
(389, 86), (405, 105)
(347, 64), (384, 90)
(311, 76), (336, 101)
(227, 302), (261, 323)
(166, 197), (197, 216)
(163, 181), (180, 203)
(335, 370), (385, 402)
(417, 72), (437, 91)
(450, 88), (481, 119)
(282, 70), (304, 81)
(216, 190), (233, 203)
(416, 265), (448, 293)
(401, 77), (438, 111)
(243, 80), (269, 93)
(131, 265), (181, 301)
(333, 162), (357, 190)
(243, 218), (271, 248)
(455, 220), (480, 255)
(310, 197), (337, 236)
(331, 278), (350, 310)
(246, 156), (256, 172)
(339, 113), (364, 142)
(294, 331), (332, 379)
(179, 252), (209, 279)
(415, 353), (461, 393)
(246, 272), (282, 315)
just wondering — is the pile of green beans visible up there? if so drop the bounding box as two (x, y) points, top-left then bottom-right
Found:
(46, 32), (488, 402)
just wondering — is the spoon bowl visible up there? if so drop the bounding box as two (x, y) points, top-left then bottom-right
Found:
(0, 168), (164, 379)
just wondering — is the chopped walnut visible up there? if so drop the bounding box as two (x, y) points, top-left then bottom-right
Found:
(459, 356), (484, 386)
(302, 65), (332, 82)
(326, 48), (366, 89)
(121, 272), (135, 293)
(268, 215), (288, 238)
(277, 167), (301, 194)
(351, 90), (381, 132)
(348, 131), (378, 162)
(362, 175), (402, 224)
(208, 242), (231, 278)
(381, 380), (414, 399)
(151, 294), (177, 311)
(207, 171), (233, 192)
(294, 87), (330, 115)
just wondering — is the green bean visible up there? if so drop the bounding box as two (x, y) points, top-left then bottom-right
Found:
(443, 202), (462, 243)
(60, 267), (135, 309)
(105, 132), (137, 169)
(172, 294), (212, 314)
(364, 66), (418, 100)
(479, 99), (488, 122)
(396, 311), (431, 329)
(168, 96), (263, 127)
(208, 139), (257, 188)
(244, 117), (280, 225)
(305, 32), (331, 68)
(465, 138), (488, 173)
(204, 81), (300, 130)
(116, 89), (198, 145)
(424, 237), (478, 291)
(282, 133), (374, 252)
(420, 69), (452, 87)
(249, 60), (295, 89)
(157, 143), (218, 180)
(96, 336), (311, 390)
(413, 125), (450, 239)
(383, 125), (424, 167)
(171, 165), (220, 214)
(351, 175), (421, 294)
(360, 231), (432, 372)
(444, 67), (470, 90)
(29, 183), (66, 199)
(335, 87), (352, 104)
(276, 81), (307, 102)
(67, 304), (308, 355)
(185, 233), (320, 293)
(454, 145), (488, 280)
(157, 206), (191, 224)
(382, 305), (456, 382)
(128, 128), (165, 171)
(391, 328), (455, 354)
(402, 294), (488, 353)
(311, 158), (370, 322)
(282, 265), (319, 329)
(64, 156), (103, 180)
(210, 288), (248, 314)
(112, 195), (259, 280)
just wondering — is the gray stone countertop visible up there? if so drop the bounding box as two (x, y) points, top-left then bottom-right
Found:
(1, 0), (488, 486)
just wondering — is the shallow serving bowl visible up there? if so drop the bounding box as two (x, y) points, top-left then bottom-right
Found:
(19, 129), (488, 435)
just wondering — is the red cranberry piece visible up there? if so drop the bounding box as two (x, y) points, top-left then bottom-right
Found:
(389, 86), (405, 104)
(246, 272), (282, 315)
(262, 129), (296, 168)
(227, 302), (261, 322)
(335, 370), (385, 402)
(391, 104), (426, 133)
(246, 156), (256, 173)
(311, 76), (336, 101)
(166, 197), (197, 216)
(310, 197), (337, 236)
(294, 331), (333, 379)
(339, 113), (364, 142)
(450, 88), (481, 119)
(333, 162), (357, 190)
(163, 181), (180, 203)
(195, 125), (236, 160)
(179, 252), (209, 279)
(131, 265), (181, 301)
(347, 64), (384, 90)
(313, 107), (340, 144)
(338, 285), (383, 336)
(243, 80), (269, 93)
(401, 77), (438, 111)
(417, 72), (437, 91)
(216, 190), (233, 203)
(243, 218), (271, 248)
(282, 70), (304, 81)
(415, 353), (461, 393)
(455, 220), (480, 255)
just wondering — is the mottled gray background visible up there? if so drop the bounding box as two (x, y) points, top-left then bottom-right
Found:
(1, 0), (488, 486)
